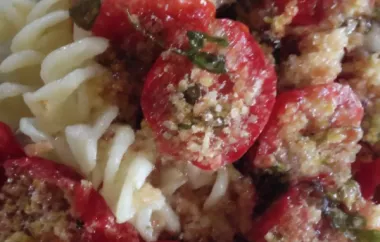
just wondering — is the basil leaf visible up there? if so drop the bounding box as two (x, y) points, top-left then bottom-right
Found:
(187, 31), (229, 50)
(187, 31), (206, 50)
(355, 229), (380, 242)
(188, 52), (227, 74)
(69, 0), (101, 30)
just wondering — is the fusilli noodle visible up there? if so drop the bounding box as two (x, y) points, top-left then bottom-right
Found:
(0, 0), (72, 129)
(15, 19), (180, 241)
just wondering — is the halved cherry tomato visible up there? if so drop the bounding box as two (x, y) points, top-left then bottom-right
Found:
(0, 121), (141, 242)
(250, 181), (350, 242)
(274, 0), (334, 26)
(253, 83), (363, 185)
(251, 187), (300, 242)
(141, 19), (277, 170)
(4, 157), (142, 242)
(353, 159), (380, 202)
(92, 0), (216, 61)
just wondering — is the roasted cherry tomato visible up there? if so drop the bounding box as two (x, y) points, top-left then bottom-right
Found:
(141, 19), (277, 170)
(92, 0), (216, 62)
(250, 187), (299, 242)
(253, 83), (363, 185)
(274, 0), (333, 26)
(4, 157), (141, 242)
(250, 182), (349, 242)
(353, 159), (380, 202)
(0, 122), (141, 242)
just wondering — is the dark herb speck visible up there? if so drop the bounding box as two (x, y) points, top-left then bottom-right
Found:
(76, 219), (84, 229)
(184, 84), (201, 105)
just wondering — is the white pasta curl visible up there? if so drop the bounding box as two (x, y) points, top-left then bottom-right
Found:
(0, 0), (72, 129)
(203, 167), (229, 210)
(65, 106), (118, 176)
(16, 30), (178, 242)
(19, 117), (50, 143)
(7, 2), (180, 240)
(0, 0), (36, 43)
(97, 125), (180, 242)
(41, 37), (108, 83)
(23, 37), (109, 134)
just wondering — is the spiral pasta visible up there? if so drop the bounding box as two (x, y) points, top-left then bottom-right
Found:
(0, 0), (36, 43)
(94, 122), (180, 242)
(16, 22), (179, 240)
(23, 37), (109, 134)
(0, 0), (72, 129)
(20, 110), (180, 242)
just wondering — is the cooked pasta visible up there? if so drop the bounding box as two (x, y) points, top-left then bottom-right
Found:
(203, 167), (229, 210)
(97, 124), (180, 241)
(0, 0), (36, 43)
(0, 0), (72, 129)
(6, 16), (180, 241)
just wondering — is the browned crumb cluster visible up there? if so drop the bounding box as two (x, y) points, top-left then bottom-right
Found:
(97, 47), (149, 129)
(164, 177), (254, 242)
(265, 202), (349, 242)
(0, 175), (82, 242)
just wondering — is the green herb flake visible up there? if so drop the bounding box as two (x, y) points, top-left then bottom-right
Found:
(355, 229), (380, 242)
(187, 31), (229, 50)
(187, 52), (227, 74)
(321, 195), (379, 242)
(324, 206), (365, 232)
(69, 0), (101, 30)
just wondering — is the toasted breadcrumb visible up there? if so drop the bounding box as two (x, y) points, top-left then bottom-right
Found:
(0, 175), (82, 242)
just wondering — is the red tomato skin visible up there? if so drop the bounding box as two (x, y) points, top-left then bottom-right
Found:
(92, 0), (216, 59)
(250, 187), (300, 242)
(274, 0), (334, 26)
(141, 19), (277, 169)
(3, 157), (141, 242)
(0, 122), (25, 163)
(353, 159), (380, 201)
(254, 83), (363, 168)
(0, 122), (141, 242)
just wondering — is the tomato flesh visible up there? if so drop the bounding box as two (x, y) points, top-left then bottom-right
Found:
(353, 159), (380, 202)
(251, 187), (300, 242)
(141, 19), (277, 170)
(0, 122), (141, 242)
(0, 122), (25, 163)
(253, 83), (363, 185)
(250, 181), (349, 242)
(92, 0), (216, 61)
